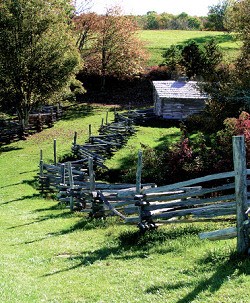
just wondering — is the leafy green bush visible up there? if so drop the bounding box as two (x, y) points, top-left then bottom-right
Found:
(121, 112), (250, 185)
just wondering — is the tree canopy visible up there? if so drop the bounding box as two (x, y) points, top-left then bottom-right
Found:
(0, 0), (81, 125)
(74, 7), (148, 89)
(162, 39), (223, 80)
(205, 0), (229, 31)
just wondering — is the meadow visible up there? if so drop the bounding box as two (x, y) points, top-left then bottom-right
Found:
(138, 30), (241, 66)
(1, 104), (250, 302)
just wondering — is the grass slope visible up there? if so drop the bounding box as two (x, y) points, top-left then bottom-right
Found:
(0, 105), (250, 303)
(139, 30), (241, 66)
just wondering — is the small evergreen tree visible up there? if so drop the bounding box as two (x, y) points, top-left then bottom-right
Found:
(181, 41), (204, 79)
(162, 39), (223, 80)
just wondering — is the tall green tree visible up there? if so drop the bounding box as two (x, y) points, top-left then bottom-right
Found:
(0, 0), (81, 126)
(181, 41), (204, 78)
(205, 0), (229, 31)
(226, 0), (250, 106)
(226, 0), (250, 45)
(145, 11), (159, 29)
(163, 39), (223, 80)
(200, 0), (250, 123)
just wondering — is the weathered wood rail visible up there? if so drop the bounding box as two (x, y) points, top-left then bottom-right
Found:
(39, 109), (143, 210)
(92, 136), (250, 254)
(38, 107), (250, 255)
(0, 105), (62, 146)
(125, 174), (237, 226)
(114, 108), (157, 125)
(0, 120), (24, 144)
(72, 113), (136, 169)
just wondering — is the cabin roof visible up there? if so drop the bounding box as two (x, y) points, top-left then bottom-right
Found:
(153, 80), (208, 100)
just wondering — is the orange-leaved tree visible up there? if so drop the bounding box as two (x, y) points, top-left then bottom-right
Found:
(74, 7), (149, 90)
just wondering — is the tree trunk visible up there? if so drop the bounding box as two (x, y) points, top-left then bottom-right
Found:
(16, 104), (30, 139)
(17, 106), (30, 127)
(101, 74), (106, 91)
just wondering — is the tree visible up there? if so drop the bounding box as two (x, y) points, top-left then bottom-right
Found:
(0, 0), (81, 126)
(163, 39), (223, 80)
(205, 0), (229, 31)
(201, 39), (223, 80)
(74, 7), (148, 90)
(162, 45), (183, 76)
(158, 13), (173, 29)
(181, 41), (204, 78)
(187, 16), (202, 30)
(226, 0), (250, 106)
(226, 0), (250, 44)
(145, 11), (159, 29)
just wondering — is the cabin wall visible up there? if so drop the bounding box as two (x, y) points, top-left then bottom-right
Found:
(153, 80), (208, 120)
(155, 98), (206, 120)
(161, 98), (205, 119)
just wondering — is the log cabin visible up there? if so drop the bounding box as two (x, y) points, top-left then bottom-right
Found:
(153, 79), (208, 120)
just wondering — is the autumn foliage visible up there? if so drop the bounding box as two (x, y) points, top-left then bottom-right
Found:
(73, 7), (149, 89)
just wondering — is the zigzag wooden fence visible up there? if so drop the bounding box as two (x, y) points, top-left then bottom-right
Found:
(39, 109), (250, 255)
(39, 110), (153, 212)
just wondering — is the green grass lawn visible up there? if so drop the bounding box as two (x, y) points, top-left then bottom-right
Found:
(139, 30), (241, 66)
(0, 104), (249, 302)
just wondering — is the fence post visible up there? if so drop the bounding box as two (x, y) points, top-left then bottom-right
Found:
(68, 162), (74, 211)
(53, 139), (57, 165)
(61, 164), (65, 185)
(39, 150), (44, 195)
(136, 150), (143, 195)
(88, 156), (95, 192)
(73, 131), (77, 146)
(106, 111), (109, 125)
(233, 135), (249, 254)
(88, 124), (92, 142)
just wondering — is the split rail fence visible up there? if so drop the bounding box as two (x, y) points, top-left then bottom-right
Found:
(39, 109), (250, 254)
(0, 105), (62, 146)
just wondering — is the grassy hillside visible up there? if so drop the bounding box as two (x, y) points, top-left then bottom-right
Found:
(138, 30), (241, 66)
(0, 105), (250, 302)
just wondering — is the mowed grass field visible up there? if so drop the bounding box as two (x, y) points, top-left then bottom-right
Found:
(138, 30), (241, 66)
(1, 104), (250, 302)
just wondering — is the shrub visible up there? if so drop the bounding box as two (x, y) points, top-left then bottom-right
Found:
(116, 111), (250, 187)
(145, 65), (172, 81)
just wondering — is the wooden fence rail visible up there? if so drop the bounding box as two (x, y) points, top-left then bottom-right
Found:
(0, 105), (62, 146)
(38, 109), (250, 255)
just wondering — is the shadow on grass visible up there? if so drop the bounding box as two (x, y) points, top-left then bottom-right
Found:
(22, 176), (41, 190)
(42, 225), (210, 277)
(146, 249), (250, 303)
(182, 33), (236, 46)
(138, 117), (182, 129)
(19, 169), (38, 175)
(8, 209), (73, 232)
(0, 193), (42, 206)
(0, 146), (23, 153)
(61, 104), (94, 121)
(0, 181), (23, 189)
(158, 33), (238, 59)
(12, 215), (116, 245)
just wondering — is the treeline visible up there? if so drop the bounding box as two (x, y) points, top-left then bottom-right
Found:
(126, 1), (229, 31)
(133, 12), (206, 31)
